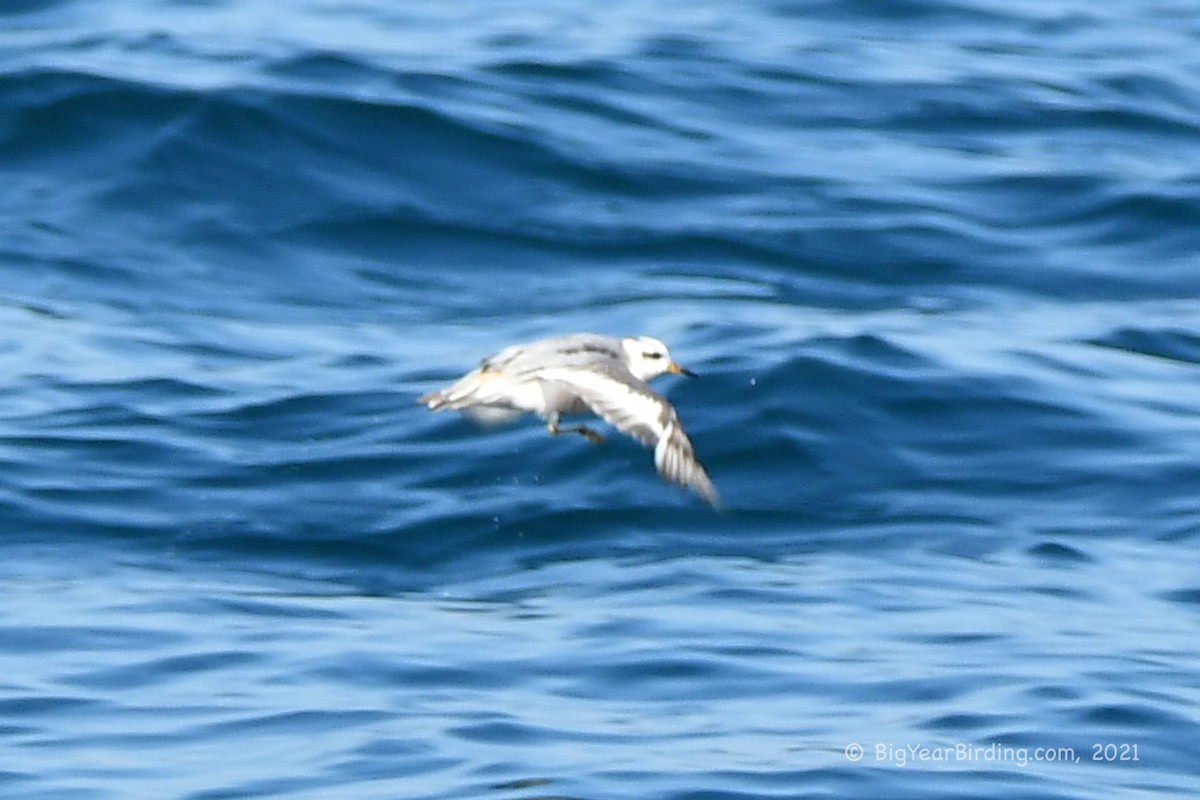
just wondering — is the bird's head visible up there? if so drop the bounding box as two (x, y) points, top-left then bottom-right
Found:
(621, 336), (696, 382)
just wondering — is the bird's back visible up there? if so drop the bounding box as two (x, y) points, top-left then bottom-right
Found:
(486, 333), (625, 378)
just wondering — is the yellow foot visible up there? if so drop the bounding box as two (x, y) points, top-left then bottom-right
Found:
(580, 428), (606, 445)
(548, 422), (605, 444)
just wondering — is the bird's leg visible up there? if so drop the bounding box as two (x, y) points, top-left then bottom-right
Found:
(547, 419), (606, 445)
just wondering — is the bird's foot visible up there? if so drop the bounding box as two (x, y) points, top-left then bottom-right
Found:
(578, 427), (606, 445)
(548, 422), (606, 445)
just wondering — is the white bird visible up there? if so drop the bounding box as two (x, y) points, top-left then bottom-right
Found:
(418, 333), (719, 506)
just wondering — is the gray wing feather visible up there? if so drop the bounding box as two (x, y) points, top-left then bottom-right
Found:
(484, 333), (622, 376)
(655, 420), (721, 508)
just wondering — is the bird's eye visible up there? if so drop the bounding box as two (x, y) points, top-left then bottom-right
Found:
(644, 352), (663, 359)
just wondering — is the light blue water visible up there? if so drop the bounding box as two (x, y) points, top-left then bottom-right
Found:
(2, 1), (1200, 798)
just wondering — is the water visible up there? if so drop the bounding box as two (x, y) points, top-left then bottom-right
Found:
(2, 0), (1199, 797)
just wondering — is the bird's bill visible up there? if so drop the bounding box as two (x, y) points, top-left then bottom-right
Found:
(667, 362), (697, 377)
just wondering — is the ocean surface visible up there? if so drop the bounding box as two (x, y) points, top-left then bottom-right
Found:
(3, 0), (1199, 797)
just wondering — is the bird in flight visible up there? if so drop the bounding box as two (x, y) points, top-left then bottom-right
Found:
(419, 333), (719, 506)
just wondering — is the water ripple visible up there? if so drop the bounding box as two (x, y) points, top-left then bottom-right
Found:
(3, 1), (1199, 798)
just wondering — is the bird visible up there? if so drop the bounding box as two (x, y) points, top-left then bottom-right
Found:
(418, 333), (719, 506)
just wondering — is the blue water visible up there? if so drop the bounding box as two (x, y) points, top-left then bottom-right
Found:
(3, 0), (1200, 797)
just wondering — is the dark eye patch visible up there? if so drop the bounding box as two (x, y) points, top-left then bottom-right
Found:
(644, 352), (664, 359)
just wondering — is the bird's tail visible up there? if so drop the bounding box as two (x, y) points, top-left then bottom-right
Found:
(418, 388), (449, 410)
(418, 369), (501, 411)
(418, 370), (522, 427)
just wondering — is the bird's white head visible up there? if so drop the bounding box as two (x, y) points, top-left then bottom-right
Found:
(621, 336), (696, 382)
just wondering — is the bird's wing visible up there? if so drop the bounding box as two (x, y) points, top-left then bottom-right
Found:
(539, 367), (720, 506)
(538, 366), (663, 446)
(654, 418), (721, 508)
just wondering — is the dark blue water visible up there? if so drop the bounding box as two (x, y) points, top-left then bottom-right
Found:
(3, 1), (1199, 797)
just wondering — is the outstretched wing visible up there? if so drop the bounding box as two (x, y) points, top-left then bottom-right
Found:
(654, 417), (721, 508)
(539, 366), (720, 506)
